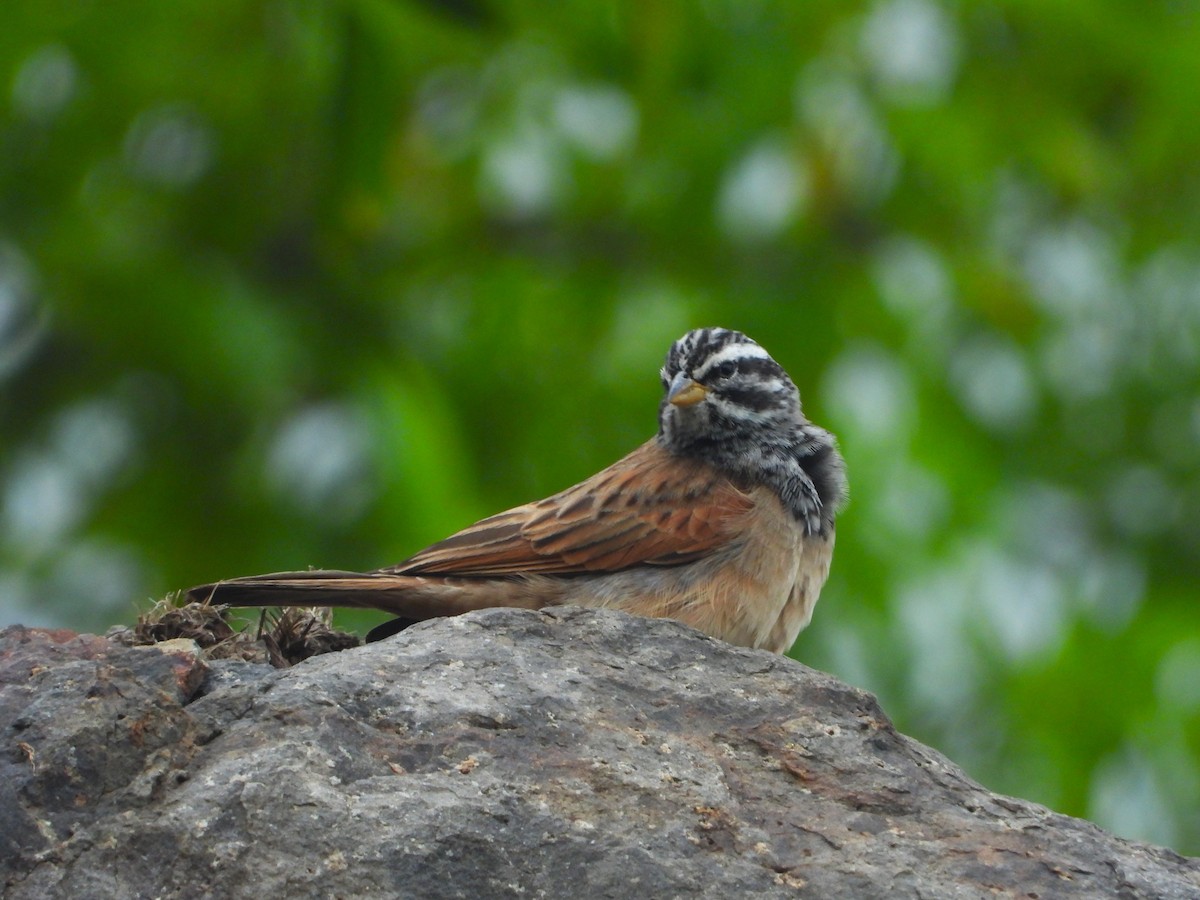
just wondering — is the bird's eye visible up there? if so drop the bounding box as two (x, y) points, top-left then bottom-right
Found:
(715, 360), (738, 379)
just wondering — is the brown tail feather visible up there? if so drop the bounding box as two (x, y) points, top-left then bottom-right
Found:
(185, 569), (555, 628)
(186, 570), (422, 612)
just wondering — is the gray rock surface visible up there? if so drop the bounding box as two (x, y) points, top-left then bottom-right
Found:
(2, 608), (1198, 899)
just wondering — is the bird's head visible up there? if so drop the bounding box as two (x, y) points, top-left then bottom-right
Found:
(658, 327), (803, 453)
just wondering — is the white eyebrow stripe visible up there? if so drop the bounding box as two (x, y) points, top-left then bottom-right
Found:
(694, 341), (770, 377)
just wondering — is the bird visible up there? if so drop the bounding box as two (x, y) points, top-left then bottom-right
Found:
(186, 327), (847, 654)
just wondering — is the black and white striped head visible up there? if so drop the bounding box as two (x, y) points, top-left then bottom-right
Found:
(657, 328), (803, 453)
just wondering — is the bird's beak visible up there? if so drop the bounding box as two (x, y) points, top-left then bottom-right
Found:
(667, 372), (709, 407)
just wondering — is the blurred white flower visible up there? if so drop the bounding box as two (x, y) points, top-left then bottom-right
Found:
(479, 127), (567, 218)
(949, 333), (1038, 431)
(12, 43), (78, 122)
(554, 83), (639, 161)
(267, 403), (375, 524)
(124, 103), (214, 188)
(1090, 746), (1179, 850)
(823, 344), (916, 446)
(861, 0), (960, 105)
(716, 138), (808, 241)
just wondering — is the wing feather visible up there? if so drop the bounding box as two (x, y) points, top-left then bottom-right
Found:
(381, 440), (752, 577)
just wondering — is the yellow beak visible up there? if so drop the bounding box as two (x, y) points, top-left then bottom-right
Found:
(667, 375), (709, 407)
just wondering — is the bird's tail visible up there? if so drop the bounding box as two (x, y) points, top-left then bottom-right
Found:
(186, 570), (421, 612)
(185, 568), (552, 626)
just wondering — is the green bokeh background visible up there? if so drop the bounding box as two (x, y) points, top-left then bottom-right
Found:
(3, 0), (1198, 855)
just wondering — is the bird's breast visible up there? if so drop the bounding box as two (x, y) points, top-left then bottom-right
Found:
(558, 484), (831, 654)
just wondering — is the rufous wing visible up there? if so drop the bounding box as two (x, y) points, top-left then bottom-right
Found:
(381, 440), (754, 577)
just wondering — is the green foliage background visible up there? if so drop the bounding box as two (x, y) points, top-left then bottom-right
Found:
(3, 0), (1198, 854)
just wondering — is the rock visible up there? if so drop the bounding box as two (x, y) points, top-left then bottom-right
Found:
(2, 608), (1197, 899)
